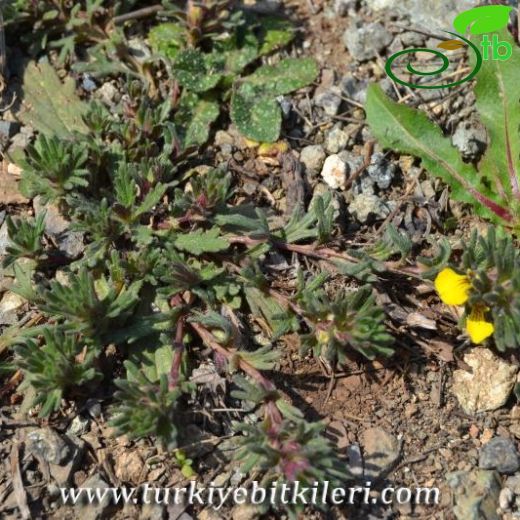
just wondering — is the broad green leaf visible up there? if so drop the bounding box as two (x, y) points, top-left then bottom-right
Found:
(172, 49), (224, 92)
(473, 29), (520, 207)
(173, 228), (229, 255)
(184, 96), (220, 147)
(242, 57), (318, 96)
(365, 84), (512, 223)
(230, 89), (281, 142)
(18, 60), (89, 138)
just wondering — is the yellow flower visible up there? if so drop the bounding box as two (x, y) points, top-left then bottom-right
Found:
(466, 304), (494, 344)
(434, 268), (471, 306)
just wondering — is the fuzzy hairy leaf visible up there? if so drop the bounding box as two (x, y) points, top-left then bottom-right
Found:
(173, 228), (229, 255)
(242, 58), (318, 96)
(231, 58), (318, 142)
(18, 60), (89, 138)
(173, 49), (224, 92)
(176, 93), (220, 147)
(258, 17), (294, 56)
(230, 89), (282, 142)
(148, 22), (185, 59)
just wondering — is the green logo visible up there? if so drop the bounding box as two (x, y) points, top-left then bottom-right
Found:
(385, 5), (513, 89)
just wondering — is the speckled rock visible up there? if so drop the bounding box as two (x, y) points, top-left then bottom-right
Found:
(300, 145), (326, 176)
(452, 348), (518, 414)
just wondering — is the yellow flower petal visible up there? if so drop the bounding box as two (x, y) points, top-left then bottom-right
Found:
(434, 268), (471, 306)
(466, 305), (495, 344)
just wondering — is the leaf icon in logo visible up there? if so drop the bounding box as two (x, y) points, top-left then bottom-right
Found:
(453, 5), (513, 35)
(437, 40), (467, 50)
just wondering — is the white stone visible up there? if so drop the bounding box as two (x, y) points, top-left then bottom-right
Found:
(452, 348), (518, 414)
(320, 154), (348, 190)
(0, 291), (25, 313)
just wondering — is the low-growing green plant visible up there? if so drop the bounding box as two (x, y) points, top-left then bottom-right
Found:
(366, 29), (520, 229)
(2, 9), (405, 515)
(2, 214), (46, 267)
(430, 227), (520, 350)
(3, 0), (112, 59)
(14, 328), (100, 416)
(297, 278), (395, 363)
(19, 134), (89, 202)
(149, 1), (317, 144)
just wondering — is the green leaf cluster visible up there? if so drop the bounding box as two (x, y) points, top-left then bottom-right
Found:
(444, 227), (520, 351)
(297, 276), (394, 362)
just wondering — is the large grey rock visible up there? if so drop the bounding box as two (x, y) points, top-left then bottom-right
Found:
(27, 428), (71, 465)
(479, 438), (520, 475)
(447, 470), (501, 520)
(343, 21), (393, 61)
(33, 197), (84, 259)
(75, 474), (112, 520)
(366, 0), (476, 30)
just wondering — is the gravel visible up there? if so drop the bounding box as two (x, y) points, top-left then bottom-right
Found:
(300, 145), (326, 177)
(343, 21), (393, 61)
(340, 75), (369, 104)
(320, 154), (348, 190)
(325, 125), (350, 154)
(349, 193), (393, 222)
(452, 121), (487, 160)
(366, 0), (476, 30)
(314, 86), (343, 116)
(367, 152), (397, 190)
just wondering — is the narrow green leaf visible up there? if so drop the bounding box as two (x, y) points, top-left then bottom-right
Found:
(365, 84), (512, 223)
(473, 29), (520, 204)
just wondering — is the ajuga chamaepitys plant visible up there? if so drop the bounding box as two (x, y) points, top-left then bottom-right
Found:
(432, 227), (520, 350)
(1, 3), (406, 515)
(14, 328), (100, 417)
